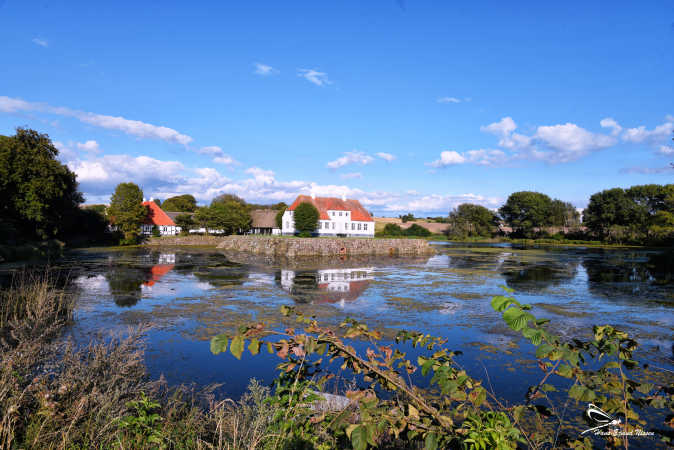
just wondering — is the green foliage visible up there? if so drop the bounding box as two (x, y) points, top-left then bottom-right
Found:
(194, 200), (251, 235)
(400, 213), (415, 223)
(446, 203), (498, 239)
(404, 223), (431, 237)
(584, 184), (674, 244)
(152, 198), (162, 207)
(151, 225), (161, 238)
(161, 194), (197, 212)
(0, 128), (83, 241)
(108, 183), (146, 244)
(275, 207), (286, 229)
(499, 191), (553, 237)
(293, 202), (319, 235)
(118, 392), (164, 447)
(212, 193), (246, 206)
(211, 293), (674, 449)
(379, 223), (404, 237)
(173, 213), (194, 235)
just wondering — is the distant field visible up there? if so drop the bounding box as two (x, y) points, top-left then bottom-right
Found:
(374, 217), (449, 234)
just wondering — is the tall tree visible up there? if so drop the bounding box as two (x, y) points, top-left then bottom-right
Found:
(548, 200), (580, 227)
(498, 191), (553, 237)
(0, 128), (83, 240)
(108, 183), (147, 244)
(212, 193), (246, 207)
(161, 194), (197, 212)
(194, 201), (251, 235)
(446, 203), (498, 238)
(174, 214), (195, 235)
(293, 202), (319, 236)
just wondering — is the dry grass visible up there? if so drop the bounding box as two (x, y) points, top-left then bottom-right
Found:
(0, 273), (282, 449)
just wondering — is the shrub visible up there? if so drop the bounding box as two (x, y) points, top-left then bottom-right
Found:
(404, 223), (431, 237)
(293, 202), (319, 236)
(379, 223), (404, 237)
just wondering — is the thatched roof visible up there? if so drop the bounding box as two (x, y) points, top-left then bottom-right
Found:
(250, 209), (277, 229)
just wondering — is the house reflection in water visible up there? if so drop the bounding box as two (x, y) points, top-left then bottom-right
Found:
(143, 253), (175, 287)
(280, 267), (374, 306)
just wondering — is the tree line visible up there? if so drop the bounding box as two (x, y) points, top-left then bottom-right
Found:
(444, 186), (674, 245)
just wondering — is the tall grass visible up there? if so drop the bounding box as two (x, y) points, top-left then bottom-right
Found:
(0, 274), (281, 449)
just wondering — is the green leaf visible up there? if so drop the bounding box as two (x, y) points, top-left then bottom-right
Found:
(230, 335), (245, 360)
(555, 364), (573, 378)
(491, 295), (519, 312)
(350, 424), (368, 450)
(248, 338), (260, 355)
(210, 334), (228, 355)
(502, 306), (534, 331)
(536, 343), (554, 359)
(424, 432), (439, 450)
(421, 359), (434, 377)
(568, 385), (596, 402)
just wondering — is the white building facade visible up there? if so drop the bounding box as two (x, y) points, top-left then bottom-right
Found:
(281, 195), (375, 237)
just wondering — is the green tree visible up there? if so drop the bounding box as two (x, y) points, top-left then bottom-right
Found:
(400, 213), (415, 223)
(174, 214), (195, 235)
(83, 204), (107, 217)
(194, 201), (251, 235)
(293, 202), (319, 236)
(446, 203), (498, 238)
(0, 128), (83, 240)
(212, 193), (246, 207)
(152, 198), (162, 207)
(161, 194), (197, 212)
(275, 207), (286, 229)
(108, 183), (147, 244)
(499, 191), (553, 237)
(404, 223), (431, 237)
(583, 188), (635, 240)
(548, 200), (580, 228)
(380, 223), (404, 236)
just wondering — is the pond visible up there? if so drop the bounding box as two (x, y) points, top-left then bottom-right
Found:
(7, 242), (673, 441)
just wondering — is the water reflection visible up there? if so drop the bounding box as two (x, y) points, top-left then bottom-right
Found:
(279, 267), (374, 306)
(502, 263), (578, 292)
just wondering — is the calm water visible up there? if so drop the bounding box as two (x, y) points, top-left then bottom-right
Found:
(7, 242), (673, 433)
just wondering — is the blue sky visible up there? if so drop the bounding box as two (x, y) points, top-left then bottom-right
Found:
(1, 1), (672, 215)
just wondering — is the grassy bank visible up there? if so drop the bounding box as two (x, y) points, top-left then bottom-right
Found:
(0, 273), (283, 449)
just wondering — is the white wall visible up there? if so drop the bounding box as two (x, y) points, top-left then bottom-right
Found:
(281, 208), (374, 237)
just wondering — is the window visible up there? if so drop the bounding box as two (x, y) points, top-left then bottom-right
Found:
(352, 223), (355, 230)
(286, 222), (289, 228)
(364, 224), (368, 230)
(332, 222), (335, 230)
(358, 223), (361, 230)
(339, 211), (342, 216)
(331, 212), (335, 216)
(346, 212), (349, 216)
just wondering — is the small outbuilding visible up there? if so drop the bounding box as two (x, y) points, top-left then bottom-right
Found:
(249, 209), (280, 235)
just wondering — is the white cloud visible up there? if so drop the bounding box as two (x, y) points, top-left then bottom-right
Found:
(427, 151), (466, 168)
(198, 146), (237, 165)
(533, 123), (616, 162)
(245, 167), (275, 185)
(658, 145), (674, 155)
(0, 96), (193, 146)
(400, 193), (501, 212)
(437, 97), (461, 104)
(621, 119), (674, 144)
(376, 152), (396, 162)
(32, 38), (48, 47)
(326, 151), (374, 169)
(479, 116), (616, 163)
(427, 149), (508, 168)
(298, 69), (331, 86)
(76, 140), (100, 153)
(340, 172), (362, 180)
(600, 117), (622, 136)
(253, 63), (278, 76)
(481, 117), (517, 137)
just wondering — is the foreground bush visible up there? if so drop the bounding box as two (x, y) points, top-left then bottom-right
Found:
(211, 294), (674, 449)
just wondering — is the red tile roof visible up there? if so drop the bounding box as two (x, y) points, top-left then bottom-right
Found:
(288, 195), (373, 222)
(142, 201), (176, 226)
(314, 280), (370, 304)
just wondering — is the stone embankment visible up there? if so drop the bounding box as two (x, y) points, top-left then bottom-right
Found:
(147, 235), (435, 257)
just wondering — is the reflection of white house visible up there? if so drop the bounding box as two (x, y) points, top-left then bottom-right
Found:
(281, 195), (374, 237)
(281, 267), (374, 304)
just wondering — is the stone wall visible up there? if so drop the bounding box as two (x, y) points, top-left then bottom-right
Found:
(146, 235), (435, 256)
(216, 236), (435, 257)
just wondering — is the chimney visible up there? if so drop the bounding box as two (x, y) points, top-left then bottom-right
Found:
(311, 192), (316, 199)
(341, 194), (346, 201)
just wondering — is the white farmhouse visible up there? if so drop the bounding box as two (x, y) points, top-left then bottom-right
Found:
(281, 195), (375, 237)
